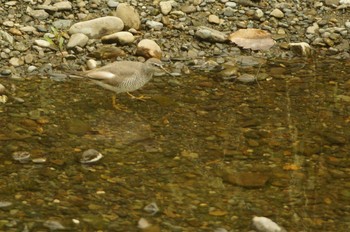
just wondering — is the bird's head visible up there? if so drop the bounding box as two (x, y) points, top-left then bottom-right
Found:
(145, 58), (172, 76)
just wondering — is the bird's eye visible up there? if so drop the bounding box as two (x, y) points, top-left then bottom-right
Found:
(152, 63), (162, 67)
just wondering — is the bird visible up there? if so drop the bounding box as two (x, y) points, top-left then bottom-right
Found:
(70, 58), (168, 110)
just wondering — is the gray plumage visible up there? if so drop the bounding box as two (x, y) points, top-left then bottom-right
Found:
(80, 58), (163, 94)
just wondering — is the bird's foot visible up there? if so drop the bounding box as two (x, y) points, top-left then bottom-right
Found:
(112, 95), (130, 112)
(127, 92), (151, 102)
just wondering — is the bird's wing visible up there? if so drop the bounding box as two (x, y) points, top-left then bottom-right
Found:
(84, 61), (142, 85)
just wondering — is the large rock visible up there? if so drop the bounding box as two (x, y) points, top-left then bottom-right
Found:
(136, 39), (162, 59)
(115, 3), (140, 30)
(68, 16), (124, 39)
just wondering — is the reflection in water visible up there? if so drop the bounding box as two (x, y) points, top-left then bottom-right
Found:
(0, 59), (350, 231)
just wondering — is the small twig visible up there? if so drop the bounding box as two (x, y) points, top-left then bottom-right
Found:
(254, 63), (263, 89)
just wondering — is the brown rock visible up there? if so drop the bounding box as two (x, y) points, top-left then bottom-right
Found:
(115, 3), (141, 30)
(136, 39), (162, 59)
(222, 171), (270, 188)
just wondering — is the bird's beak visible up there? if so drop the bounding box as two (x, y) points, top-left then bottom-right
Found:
(160, 66), (174, 76)
(153, 62), (174, 77)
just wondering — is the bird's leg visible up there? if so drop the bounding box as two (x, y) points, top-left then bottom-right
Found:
(112, 94), (130, 112)
(126, 92), (151, 102)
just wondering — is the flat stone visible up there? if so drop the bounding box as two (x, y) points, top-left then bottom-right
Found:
(53, 1), (72, 11)
(208, 14), (221, 24)
(107, 0), (119, 8)
(26, 7), (49, 20)
(5, 1), (17, 6)
(146, 20), (164, 30)
(195, 26), (228, 43)
(52, 20), (73, 29)
(223, 7), (236, 17)
(325, 0), (339, 6)
(225, 2), (237, 8)
(181, 5), (196, 13)
(222, 171), (270, 188)
(3, 21), (14, 27)
(69, 16), (124, 39)
(34, 39), (52, 48)
(0, 30), (14, 44)
(19, 26), (37, 32)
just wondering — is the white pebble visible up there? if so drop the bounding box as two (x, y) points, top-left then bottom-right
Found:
(138, 218), (151, 229)
(34, 39), (52, 48)
(252, 216), (284, 232)
(86, 59), (97, 70)
(144, 202), (159, 215)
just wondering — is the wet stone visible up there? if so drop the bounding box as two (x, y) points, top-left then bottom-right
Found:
(66, 119), (91, 135)
(80, 149), (103, 164)
(221, 171), (270, 188)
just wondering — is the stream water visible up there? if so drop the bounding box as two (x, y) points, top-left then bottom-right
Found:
(0, 58), (350, 231)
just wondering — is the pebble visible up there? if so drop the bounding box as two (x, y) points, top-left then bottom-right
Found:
(3, 21), (14, 27)
(0, 84), (6, 94)
(225, 2), (237, 8)
(43, 220), (66, 231)
(107, 0), (119, 8)
(146, 20), (164, 30)
(12, 151), (31, 163)
(289, 42), (312, 56)
(0, 201), (12, 208)
(144, 202), (160, 215)
(28, 66), (37, 73)
(52, 19), (73, 29)
(34, 39), (52, 48)
(208, 15), (221, 24)
(26, 7), (49, 20)
(0, 69), (12, 76)
(252, 216), (286, 232)
(0, 30), (14, 44)
(86, 59), (98, 70)
(32, 157), (47, 164)
(195, 26), (228, 43)
(159, 1), (173, 15)
(307, 23), (319, 34)
(53, 1), (72, 10)
(270, 8), (284, 18)
(67, 33), (89, 48)
(80, 149), (103, 164)
(101, 31), (135, 44)
(5, 1), (17, 6)
(9, 57), (23, 67)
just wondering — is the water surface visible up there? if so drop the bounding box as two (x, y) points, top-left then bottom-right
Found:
(0, 58), (350, 231)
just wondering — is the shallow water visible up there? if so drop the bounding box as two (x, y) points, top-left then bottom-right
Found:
(1, 58), (350, 231)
